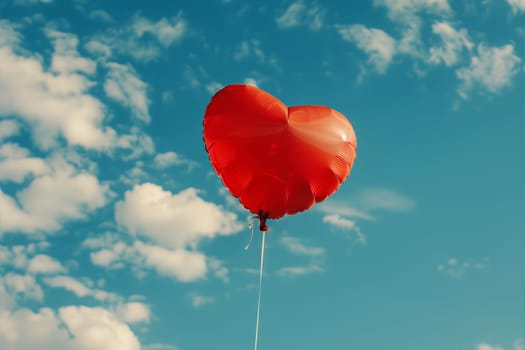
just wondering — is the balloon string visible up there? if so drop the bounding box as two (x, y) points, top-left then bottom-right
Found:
(254, 230), (267, 350)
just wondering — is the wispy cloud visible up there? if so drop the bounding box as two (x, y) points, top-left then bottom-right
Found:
(189, 293), (215, 307)
(477, 343), (503, 350)
(276, 264), (323, 277)
(90, 13), (187, 62)
(437, 257), (488, 278)
(279, 236), (325, 256)
(456, 43), (521, 99)
(104, 62), (150, 123)
(337, 24), (396, 75)
(319, 188), (414, 246)
(276, 0), (325, 31)
(507, 0), (525, 14)
(429, 22), (473, 66)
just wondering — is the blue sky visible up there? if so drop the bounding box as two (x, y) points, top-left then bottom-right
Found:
(0, 0), (523, 349)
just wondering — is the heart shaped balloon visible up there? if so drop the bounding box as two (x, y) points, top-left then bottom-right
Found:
(203, 84), (357, 227)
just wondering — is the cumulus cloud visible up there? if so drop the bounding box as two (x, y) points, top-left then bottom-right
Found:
(115, 183), (242, 248)
(45, 28), (97, 75)
(153, 151), (197, 171)
(85, 236), (222, 283)
(0, 26), (117, 150)
(457, 43), (521, 99)
(115, 301), (151, 324)
(337, 24), (396, 74)
(276, 0), (325, 31)
(27, 254), (65, 274)
(0, 306), (141, 350)
(2, 273), (44, 302)
(0, 119), (21, 141)
(133, 241), (207, 282)
(0, 143), (51, 183)
(1, 170), (110, 234)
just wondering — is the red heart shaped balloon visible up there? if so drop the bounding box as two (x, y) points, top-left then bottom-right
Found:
(203, 84), (357, 222)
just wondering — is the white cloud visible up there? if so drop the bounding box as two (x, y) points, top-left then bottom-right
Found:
(276, 264), (323, 276)
(437, 257), (488, 278)
(317, 200), (374, 220)
(104, 62), (150, 123)
(2, 171), (110, 234)
(374, 0), (451, 22)
(233, 39), (265, 62)
(14, 0), (52, 5)
(2, 273), (44, 301)
(43, 275), (119, 302)
(373, 0), (452, 58)
(115, 301), (151, 324)
(507, 0), (525, 14)
(27, 254), (65, 274)
(92, 13), (187, 62)
(88, 10), (114, 23)
(144, 344), (178, 350)
(279, 236), (325, 256)
(322, 214), (357, 230)
(243, 77), (258, 87)
(514, 338), (524, 350)
(0, 23), (118, 151)
(89, 241), (128, 268)
(0, 119), (20, 141)
(457, 43), (521, 99)
(0, 243), (45, 270)
(429, 22), (473, 66)
(154, 151), (186, 168)
(45, 29), (97, 75)
(85, 39), (112, 59)
(115, 183), (242, 249)
(86, 237), (229, 283)
(477, 344), (503, 350)
(133, 241), (207, 282)
(358, 187), (415, 212)
(132, 13), (187, 47)
(0, 143), (50, 183)
(206, 81), (223, 95)
(337, 24), (396, 74)
(208, 257), (229, 283)
(0, 306), (141, 350)
(44, 275), (91, 297)
(276, 0), (325, 31)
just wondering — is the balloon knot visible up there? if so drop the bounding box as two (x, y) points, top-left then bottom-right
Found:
(258, 210), (269, 232)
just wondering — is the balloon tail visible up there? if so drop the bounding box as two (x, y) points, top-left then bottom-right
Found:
(254, 230), (267, 350)
(245, 216), (258, 250)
